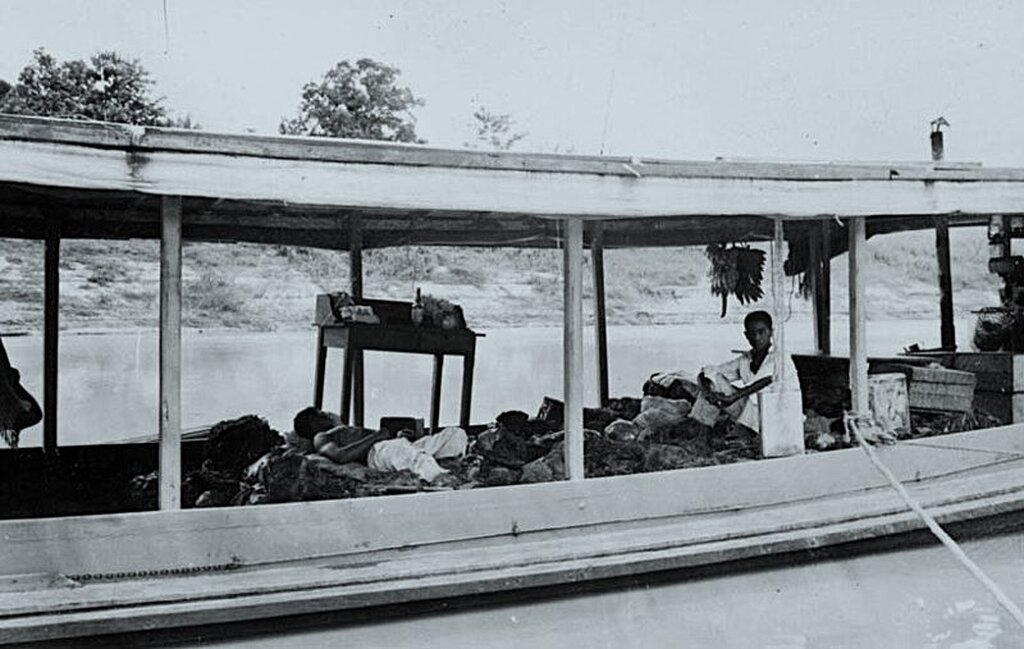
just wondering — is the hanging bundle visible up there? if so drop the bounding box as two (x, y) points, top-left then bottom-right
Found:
(705, 243), (766, 317)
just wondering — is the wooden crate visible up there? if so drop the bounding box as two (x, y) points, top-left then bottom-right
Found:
(896, 365), (975, 413)
(950, 352), (1020, 423)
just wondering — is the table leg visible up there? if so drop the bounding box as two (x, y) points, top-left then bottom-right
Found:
(340, 345), (354, 424)
(430, 354), (444, 433)
(353, 350), (365, 427)
(460, 350), (475, 429)
(313, 328), (326, 409)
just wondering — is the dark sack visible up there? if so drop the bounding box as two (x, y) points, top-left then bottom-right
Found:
(0, 339), (42, 447)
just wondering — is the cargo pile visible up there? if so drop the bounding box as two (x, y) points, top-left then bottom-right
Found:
(127, 371), (998, 507)
(126, 391), (768, 508)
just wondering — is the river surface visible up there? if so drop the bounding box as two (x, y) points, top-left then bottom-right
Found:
(4, 318), (974, 445)
(197, 532), (1024, 649)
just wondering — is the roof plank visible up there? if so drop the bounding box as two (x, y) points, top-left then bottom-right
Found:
(5, 139), (1024, 222)
(5, 114), (1024, 182)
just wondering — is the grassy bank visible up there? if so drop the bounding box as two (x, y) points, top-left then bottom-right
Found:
(0, 226), (1002, 333)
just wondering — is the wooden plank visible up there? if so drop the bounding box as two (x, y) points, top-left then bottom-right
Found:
(591, 222), (609, 406)
(5, 465), (1024, 620)
(849, 217), (869, 413)
(0, 189), (982, 248)
(320, 325), (478, 356)
(0, 114), (133, 148)
(8, 114), (1024, 183)
(159, 196), (183, 511)
(3, 465), (1024, 644)
(563, 218), (585, 480)
(42, 216), (59, 452)
(9, 141), (1024, 221)
(936, 216), (955, 350)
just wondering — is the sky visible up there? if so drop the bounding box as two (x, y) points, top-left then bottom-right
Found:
(2, 1), (1024, 165)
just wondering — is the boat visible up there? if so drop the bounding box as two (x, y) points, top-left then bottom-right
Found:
(1, 114), (1024, 645)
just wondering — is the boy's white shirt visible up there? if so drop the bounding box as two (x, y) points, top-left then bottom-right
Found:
(702, 344), (803, 432)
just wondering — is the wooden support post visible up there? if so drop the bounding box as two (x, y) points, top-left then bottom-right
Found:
(459, 352), (474, 430)
(430, 354), (444, 433)
(313, 328), (326, 409)
(772, 219), (786, 384)
(349, 215), (364, 426)
(159, 196), (183, 511)
(591, 223), (609, 407)
(808, 223), (831, 356)
(563, 217), (585, 481)
(808, 225), (821, 353)
(340, 346), (354, 424)
(818, 219), (832, 355)
(849, 216), (869, 414)
(935, 216), (955, 350)
(43, 216), (59, 452)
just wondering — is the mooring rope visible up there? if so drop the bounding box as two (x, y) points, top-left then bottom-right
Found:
(845, 413), (1024, 629)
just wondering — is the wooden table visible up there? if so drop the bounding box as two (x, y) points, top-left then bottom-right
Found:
(314, 323), (479, 432)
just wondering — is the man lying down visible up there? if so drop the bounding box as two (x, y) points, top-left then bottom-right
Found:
(647, 310), (802, 436)
(289, 407), (466, 486)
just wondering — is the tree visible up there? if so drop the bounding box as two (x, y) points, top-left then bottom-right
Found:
(280, 58), (425, 142)
(0, 48), (169, 125)
(0, 80), (10, 102)
(467, 106), (526, 151)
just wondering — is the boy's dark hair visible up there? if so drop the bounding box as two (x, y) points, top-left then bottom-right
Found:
(744, 310), (773, 330)
(293, 406), (341, 440)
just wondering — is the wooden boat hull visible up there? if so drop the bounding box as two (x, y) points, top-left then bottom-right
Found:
(3, 425), (1024, 645)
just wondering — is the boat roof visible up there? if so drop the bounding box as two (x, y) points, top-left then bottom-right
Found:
(0, 114), (1018, 251)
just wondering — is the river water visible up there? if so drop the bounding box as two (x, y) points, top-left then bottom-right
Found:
(203, 532), (1024, 649)
(3, 318), (972, 445)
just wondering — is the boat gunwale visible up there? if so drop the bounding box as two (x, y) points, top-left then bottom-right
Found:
(2, 458), (1024, 644)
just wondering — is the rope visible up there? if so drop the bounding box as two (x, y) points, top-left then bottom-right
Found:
(845, 413), (1024, 629)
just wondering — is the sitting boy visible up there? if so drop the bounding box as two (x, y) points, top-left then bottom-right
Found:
(695, 310), (801, 433)
(648, 310), (801, 435)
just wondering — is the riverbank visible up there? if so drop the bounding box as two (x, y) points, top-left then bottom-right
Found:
(0, 227), (1001, 334)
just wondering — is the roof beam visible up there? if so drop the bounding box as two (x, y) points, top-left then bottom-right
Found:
(5, 139), (1024, 223)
